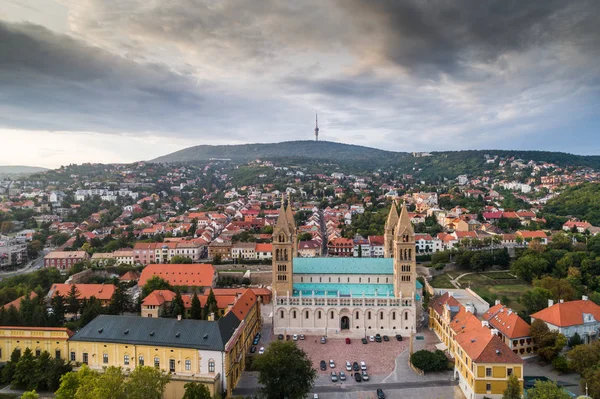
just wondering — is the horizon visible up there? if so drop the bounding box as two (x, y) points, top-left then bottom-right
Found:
(1, 1), (599, 168)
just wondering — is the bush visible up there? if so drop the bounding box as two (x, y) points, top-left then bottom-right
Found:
(568, 332), (583, 348)
(552, 355), (570, 373)
(410, 350), (448, 372)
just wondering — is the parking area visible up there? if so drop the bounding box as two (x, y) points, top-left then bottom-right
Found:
(295, 335), (409, 377)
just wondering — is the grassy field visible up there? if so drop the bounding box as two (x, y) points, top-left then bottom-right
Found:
(429, 271), (531, 312)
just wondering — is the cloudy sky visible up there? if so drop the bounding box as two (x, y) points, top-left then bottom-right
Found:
(1, 0), (599, 168)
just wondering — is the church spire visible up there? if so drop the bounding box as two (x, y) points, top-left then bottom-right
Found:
(274, 195), (290, 234)
(314, 113), (319, 142)
(395, 201), (414, 237)
(286, 196), (296, 230)
(385, 201), (399, 230)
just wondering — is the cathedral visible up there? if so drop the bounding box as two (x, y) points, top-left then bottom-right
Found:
(272, 201), (422, 337)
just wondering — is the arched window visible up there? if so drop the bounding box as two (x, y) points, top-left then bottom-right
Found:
(138, 355), (144, 366)
(124, 354), (130, 366)
(404, 312), (408, 321)
(185, 359), (191, 371)
(208, 359), (215, 373)
(154, 357), (160, 368)
(355, 311), (359, 319)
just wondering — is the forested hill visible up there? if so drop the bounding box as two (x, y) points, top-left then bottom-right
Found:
(0, 165), (48, 174)
(150, 141), (407, 165)
(544, 183), (600, 226)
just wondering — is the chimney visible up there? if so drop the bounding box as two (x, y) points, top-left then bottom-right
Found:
(177, 314), (182, 321)
(583, 295), (589, 301)
(559, 299), (564, 304)
(481, 320), (489, 328)
(209, 312), (215, 321)
(495, 299), (501, 306)
(491, 329), (499, 336)
(548, 299), (554, 308)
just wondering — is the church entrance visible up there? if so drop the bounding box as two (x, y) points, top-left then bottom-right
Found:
(340, 316), (350, 330)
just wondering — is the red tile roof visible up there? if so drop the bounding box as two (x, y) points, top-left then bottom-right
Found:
(50, 283), (116, 301)
(255, 243), (272, 253)
(139, 264), (216, 287)
(483, 304), (531, 338)
(142, 290), (176, 306)
(2, 292), (37, 311)
(229, 289), (258, 321)
(531, 299), (600, 327)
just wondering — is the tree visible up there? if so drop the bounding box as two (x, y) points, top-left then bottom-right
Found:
(190, 293), (202, 320)
(169, 291), (186, 319)
(170, 255), (193, 264)
(182, 382), (212, 399)
(533, 277), (576, 302)
(124, 366), (170, 399)
(79, 296), (102, 327)
(530, 319), (566, 362)
(410, 350), (448, 372)
(108, 283), (129, 315)
(582, 367), (600, 399)
(511, 254), (548, 282)
(527, 380), (571, 399)
(13, 348), (36, 389)
(142, 276), (172, 298)
(548, 232), (573, 251)
(2, 348), (21, 383)
(1, 221), (14, 234)
(66, 285), (81, 316)
(567, 340), (600, 374)
(20, 391), (39, 399)
(78, 366), (126, 399)
(567, 332), (583, 348)
(203, 289), (219, 320)
(520, 288), (553, 317)
(254, 341), (316, 399)
(54, 365), (97, 399)
(502, 374), (521, 399)
(297, 232), (312, 242)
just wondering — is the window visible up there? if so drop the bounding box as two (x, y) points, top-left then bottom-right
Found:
(280, 310), (284, 319)
(124, 355), (130, 366)
(355, 312), (359, 320)
(154, 357), (160, 368)
(318, 311), (321, 319)
(392, 312), (396, 320)
(103, 353), (108, 364)
(35, 349), (41, 357)
(367, 311), (371, 320)
(138, 355), (144, 366)
(185, 359), (191, 371)
(208, 360), (215, 373)
(70, 351), (76, 362)
(485, 367), (492, 377)
(169, 359), (175, 372)
(293, 310), (296, 319)
(330, 311), (334, 319)
(305, 311), (309, 319)
(83, 353), (88, 364)
(301, 277), (303, 282)
(486, 383), (491, 392)
(404, 312), (408, 320)
(55, 350), (61, 359)
(507, 368), (513, 376)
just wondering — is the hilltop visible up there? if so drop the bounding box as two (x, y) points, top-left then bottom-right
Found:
(150, 141), (407, 165)
(0, 165), (48, 175)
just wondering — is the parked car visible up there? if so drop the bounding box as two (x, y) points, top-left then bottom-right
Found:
(313, 394), (319, 399)
(250, 346), (256, 353)
(383, 335), (389, 342)
(353, 362), (360, 371)
(360, 361), (367, 370)
(320, 337), (327, 344)
(369, 335), (375, 342)
(320, 360), (327, 371)
(345, 337), (351, 344)
(346, 361), (352, 371)
(286, 335), (291, 341)
(375, 334), (382, 342)
(339, 371), (346, 381)
(253, 337), (260, 345)
(395, 334), (403, 341)
(361, 371), (370, 381)
(329, 359), (335, 368)
(299, 334), (305, 340)
(331, 371), (338, 382)
(258, 347), (265, 355)
(278, 334), (284, 340)
(354, 372), (362, 382)
(293, 334), (298, 341)
(361, 338), (368, 344)
(377, 388), (386, 399)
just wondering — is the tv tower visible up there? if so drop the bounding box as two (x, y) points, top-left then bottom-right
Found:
(314, 113), (319, 142)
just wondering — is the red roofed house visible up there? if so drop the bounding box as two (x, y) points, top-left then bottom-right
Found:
(516, 231), (548, 245)
(298, 240), (321, 258)
(44, 251), (90, 272)
(562, 220), (593, 233)
(139, 264), (217, 289)
(368, 235), (384, 257)
(49, 283), (116, 307)
(327, 237), (353, 257)
(531, 296), (600, 344)
(255, 243), (272, 260)
(141, 290), (177, 318)
(483, 301), (533, 356)
(2, 292), (37, 311)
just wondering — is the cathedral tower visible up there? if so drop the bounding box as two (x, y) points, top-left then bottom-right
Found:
(272, 198), (295, 295)
(393, 202), (416, 298)
(384, 202), (399, 258)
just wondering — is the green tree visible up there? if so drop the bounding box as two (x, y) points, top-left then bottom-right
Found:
(54, 365), (97, 399)
(142, 276), (172, 298)
(530, 319), (566, 362)
(566, 340), (600, 374)
(190, 293), (202, 320)
(410, 350), (448, 372)
(502, 374), (521, 399)
(182, 382), (212, 399)
(20, 391), (39, 399)
(533, 277), (576, 302)
(567, 332), (583, 348)
(79, 296), (102, 327)
(2, 348), (21, 383)
(203, 289), (219, 320)
(511, 254), (548, 282)
(548, 232), (572, 251)
(520, 288), (553, 317)
(13, 348), (36, 389)
(582, 367), (600, 399)
(254, 341), (316, 399)
(50, 294), (65, 325)
(124, 366), (171, 399)
(170, 255), (193, 264)
(527, 380), (571, 399)
(78, 366), (126, 399)
(66, 285), (81, 316)
(108, 284), (129, 315)
(170, 291), (186, 319)
(297, 232), (313, 242)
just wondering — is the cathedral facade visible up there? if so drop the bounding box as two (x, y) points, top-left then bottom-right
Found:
(272, 201), (422, 338)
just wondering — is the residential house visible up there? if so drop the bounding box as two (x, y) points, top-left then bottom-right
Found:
(327, 237), (353, 257)
(254, 243), (272, 260)
(208, 241), (232, 260)
(231, 242), (256, 260)
(368, 236), (384, 258)
(49, 283), (116, 307)
(531, 297), (600, 344)
(297, 240), (321, 258)
(44, 251), (90, 271)
(516, 231), (548, 245)
(483, 302), (533, 356)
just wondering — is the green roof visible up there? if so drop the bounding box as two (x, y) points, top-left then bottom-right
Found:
(293, 257), (393, 274)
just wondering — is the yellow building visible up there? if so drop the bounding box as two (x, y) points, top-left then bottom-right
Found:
(430, 293), (524, 399)
(0, 326), (73, 362)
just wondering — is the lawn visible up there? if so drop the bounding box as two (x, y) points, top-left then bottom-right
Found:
(472, 283), (530, 312)
(430, 273), (455, 289)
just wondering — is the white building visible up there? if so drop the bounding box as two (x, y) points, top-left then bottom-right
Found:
(531, 297), (600, 344)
